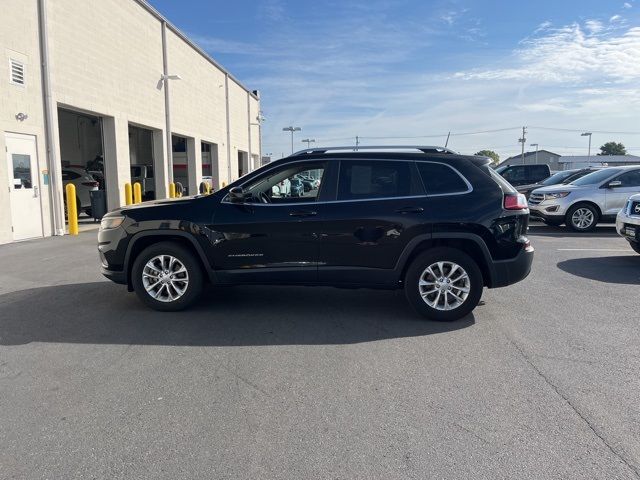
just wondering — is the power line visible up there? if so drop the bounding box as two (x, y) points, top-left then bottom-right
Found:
(529, 126), (640, 135)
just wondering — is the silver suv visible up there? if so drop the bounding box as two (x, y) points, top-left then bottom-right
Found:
(529, 166), (640, 232)
(616, 193), (640, 254)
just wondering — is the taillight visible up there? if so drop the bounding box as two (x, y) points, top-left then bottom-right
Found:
(82, 181), (99, 187)
(504, 193), (528, 210)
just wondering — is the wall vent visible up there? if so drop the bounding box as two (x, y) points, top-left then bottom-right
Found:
(10, 59), (25, 86)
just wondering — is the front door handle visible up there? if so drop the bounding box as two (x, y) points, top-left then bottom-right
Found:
(395, 206), (424, 214)
(289, 210), (317, 218)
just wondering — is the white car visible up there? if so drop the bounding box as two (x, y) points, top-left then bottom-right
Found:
(62, 167), (99, 216)
(616, 193), (640, 254)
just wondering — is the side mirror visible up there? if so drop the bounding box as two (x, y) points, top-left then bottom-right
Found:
(607, 180), (622, 188)
(228, 186), (246, 202)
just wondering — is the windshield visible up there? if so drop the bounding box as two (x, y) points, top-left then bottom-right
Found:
(495, 165), (508, 174)
(570, 168), (622, 186)
(541, 170), (577, 186)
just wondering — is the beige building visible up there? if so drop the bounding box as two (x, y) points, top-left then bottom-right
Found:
(0, 0), (261, 244)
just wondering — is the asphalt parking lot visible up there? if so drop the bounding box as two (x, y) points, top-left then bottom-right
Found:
(1, 225), (639, 479)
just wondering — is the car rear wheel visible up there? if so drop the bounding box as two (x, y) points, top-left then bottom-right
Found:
(405, 248), (483, 322)
(132, 241), (203, 311)
(566, 204), (599, 232)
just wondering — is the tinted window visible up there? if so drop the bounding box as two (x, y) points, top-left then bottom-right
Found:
(338, 160), (413, 200)
(501, 166), (525, 183)
(571, 168), (623, 186)
(418, 162), (468, 195)
(528, 165), (549, 181)
(62, 169), (81, 180)
(613, 169), (640, 187)
(541, 170), (576, 186)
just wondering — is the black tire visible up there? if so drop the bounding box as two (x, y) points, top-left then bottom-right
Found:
(630, 241), (640, 255)
(131, 241), (204, 311)
(565, 203), (599, 232)
(404, 247), (483, 322)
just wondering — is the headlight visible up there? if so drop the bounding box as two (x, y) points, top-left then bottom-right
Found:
(100, 215), (125, 230)
(543, 192), (570, 200)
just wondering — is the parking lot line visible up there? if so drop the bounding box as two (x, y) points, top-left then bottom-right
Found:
(557, 248), (633, 252)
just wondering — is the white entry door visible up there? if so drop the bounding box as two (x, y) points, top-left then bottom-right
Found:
(5, 133), (43, 240)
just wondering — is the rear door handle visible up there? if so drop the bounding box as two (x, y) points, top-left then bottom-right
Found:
(289, 210), (317, 217)
(395, 206), (424, 214)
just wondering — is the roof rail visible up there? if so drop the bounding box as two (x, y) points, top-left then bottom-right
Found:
(289, 145), (457, 157)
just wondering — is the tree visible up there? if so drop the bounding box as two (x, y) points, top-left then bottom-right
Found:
(598, 142), (627, 156)
(475, 150), (499, 165)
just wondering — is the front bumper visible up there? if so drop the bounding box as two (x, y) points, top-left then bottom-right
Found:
(616, 210), (640, 242)
(488, 244), (534, 288)
(101, 266), (126, 284)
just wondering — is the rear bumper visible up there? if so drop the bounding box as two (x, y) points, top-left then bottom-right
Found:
(488, 245), (534, 288)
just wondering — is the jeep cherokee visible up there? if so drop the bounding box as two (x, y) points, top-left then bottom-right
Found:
(98, 146), (534, 321)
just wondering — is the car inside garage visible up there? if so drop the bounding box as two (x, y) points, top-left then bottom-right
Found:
(57, 108), (104, 221)
(129, 125), (156, 200)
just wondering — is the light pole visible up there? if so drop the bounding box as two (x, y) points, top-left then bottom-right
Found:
(581, 132), (592, 159)
(302, 138), (315, 149)
(283, 126), (301, 154)
(530, 143), (539, 164)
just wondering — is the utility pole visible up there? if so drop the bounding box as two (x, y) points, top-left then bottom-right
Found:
(581, 132), (592, 159)
(355, 135), (359, 151)
(282, 126), (301, 154)
(518, 127), (527, 164)
(445, 131), (451, 148)
(302, 138), (315, 149)
(530, 143), (539, 164)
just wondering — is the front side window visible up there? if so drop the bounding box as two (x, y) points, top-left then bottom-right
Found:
(338, 160), (415, 200)
(242, 162), (325, 203)
(417, 162), (469, 195)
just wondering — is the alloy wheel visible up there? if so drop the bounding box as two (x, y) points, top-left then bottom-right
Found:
(571, 208), (594, 230)
(418, 261), (470, 311)
(142, 255), (189, 303)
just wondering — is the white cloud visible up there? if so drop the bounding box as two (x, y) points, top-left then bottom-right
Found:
(610, 14), (623, 22)
(453, 24), (640, 83)
(585, 20), (604, 33)
(623, 2), (632, 8)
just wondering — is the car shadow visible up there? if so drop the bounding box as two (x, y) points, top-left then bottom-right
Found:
(557, 255), (640, 285)
(527, 224), (618, 238)
(0, 282), (475, 346)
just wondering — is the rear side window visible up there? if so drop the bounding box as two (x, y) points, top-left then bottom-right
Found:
(483, 166), (517, 193)
(338, 160), (416, 200)
(417, 162), (469, 195)
(528, 165), (549, 181)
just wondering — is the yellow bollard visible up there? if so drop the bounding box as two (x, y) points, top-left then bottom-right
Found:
(65, 183), (79, 236)
(124, 183), (133, 206)
(221, 182), (227, 188)
(133, 182), (142, 204)
(206, 183), (212, 194)
(169, 182), (176, 198)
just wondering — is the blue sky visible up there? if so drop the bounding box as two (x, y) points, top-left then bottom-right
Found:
(150, 0), (640, 160)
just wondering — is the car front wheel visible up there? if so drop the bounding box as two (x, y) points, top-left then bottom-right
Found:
(566, 203), (599, 232)
(131, 241), (203, 311)
(404, 248), (483, 322)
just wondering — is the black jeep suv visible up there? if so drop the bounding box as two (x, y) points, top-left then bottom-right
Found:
(99, 146), (533, 321)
